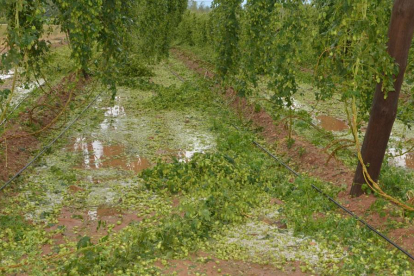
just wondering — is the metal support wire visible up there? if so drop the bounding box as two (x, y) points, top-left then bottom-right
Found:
(0, 90), (105, 192)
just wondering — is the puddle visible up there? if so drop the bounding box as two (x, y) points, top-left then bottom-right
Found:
(284, 98), (349, 132)
(9, 79), (46, 107)
(104, 105), (125, 117)
(100, 105), (126, 130)
(174, 125), (215, 162)
(290, 99), (304, 110)
(71, 138), (150, 173)
(0, 76), (44, 105)
(388, 148), (414, 170)
(316, 115), (348, 132)
(16, 79), (45, 95)
(46, 206), (141, 246)
(88, 209), (98, 221)
(156, 145), (209, 162)
(178, 137), (211, 161)
(0, 70), (14, 80)
(23, 190), (64, 222)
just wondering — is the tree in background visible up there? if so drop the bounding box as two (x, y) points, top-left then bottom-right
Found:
(188, 0), (212, 12)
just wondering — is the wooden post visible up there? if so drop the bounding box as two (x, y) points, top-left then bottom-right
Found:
(351, 0), (414, 196)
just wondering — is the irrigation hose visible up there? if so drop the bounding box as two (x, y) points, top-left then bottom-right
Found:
(0, 90), (105, 192)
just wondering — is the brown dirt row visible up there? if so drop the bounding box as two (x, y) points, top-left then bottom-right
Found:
(0, 73), (88, 184)
(155, 252), (305, 276)
(171, 48), (414, 255)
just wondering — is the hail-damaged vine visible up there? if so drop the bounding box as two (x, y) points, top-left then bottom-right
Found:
(135, 0), (187, 62)
(175, 1), (414, 201)
(210, 0), (242, 80)
(0, 0), (187, 120)
(314, 0), (397, 120)
(266, 1), (315, 107)
(240, 0), (276, 88)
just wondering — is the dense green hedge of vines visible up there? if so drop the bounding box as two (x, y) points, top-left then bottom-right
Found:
(0, 0), (187, 116)
(175, 0), (406, 122)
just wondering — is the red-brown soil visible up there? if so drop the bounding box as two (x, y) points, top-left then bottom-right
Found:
(0, 74), (88, 184)
(0, 28), (68, 55)
(68, 140), (151, 173)
(43, 205), (143, 255)
(155, 253), (305, 276)
(171, 48), (354, 191)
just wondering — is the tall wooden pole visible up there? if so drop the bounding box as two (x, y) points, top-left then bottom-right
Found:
(351, 0), (414, 196)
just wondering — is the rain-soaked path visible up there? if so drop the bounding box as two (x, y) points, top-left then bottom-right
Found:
(14, 62), (215, 230)
(0, 58), (220, 265)
(0, 56), (349, 274)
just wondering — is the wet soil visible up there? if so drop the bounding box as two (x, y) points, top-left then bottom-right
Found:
(43, 205), (143, 255)
(155, 253), (305, 276)
(1, 46), (411, 273)
(171, 48), (354, 190)
(408, 153), (414, 169)
(389, 148), (414, 170)
(171, 48), (414, 256)
(316, 115), (348, 132)
(70, 140), (151, 173)
(0, 74), (88, 182)
(0, 61), (218, 268)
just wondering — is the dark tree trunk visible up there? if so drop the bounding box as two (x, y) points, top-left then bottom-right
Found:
(351, 0), (414, 196)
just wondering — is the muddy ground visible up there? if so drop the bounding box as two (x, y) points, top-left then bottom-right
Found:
(0, 47), (414, 274)
(171, 47), (414, 260)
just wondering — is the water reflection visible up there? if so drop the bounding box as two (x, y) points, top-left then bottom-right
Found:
(316, 115), (348, 132)
(388, 148), (414, 170)
(100, 105), (126, 130)
(0, 70), (14, 80)
(178, 134), (213, 162)
(72, 138), (150, 172)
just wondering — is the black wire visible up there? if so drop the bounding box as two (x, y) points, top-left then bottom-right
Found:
(0, 93), (33, 127)
(167, 66), (186, 82)
(0, 90), (105, 192)
(0, 78), (46, 127)
(240, 127), (414, 262)
(232, 123), (300, 176)
(168, 65), (414, 261)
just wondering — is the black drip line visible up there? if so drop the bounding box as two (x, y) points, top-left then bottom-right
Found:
(0, 90), (105, 192)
